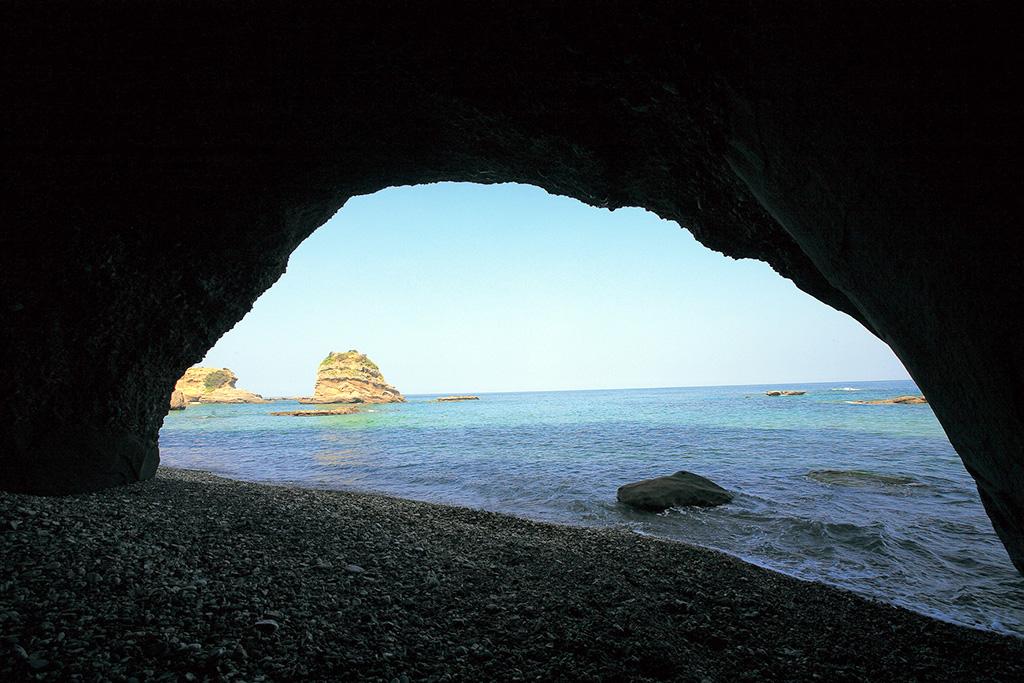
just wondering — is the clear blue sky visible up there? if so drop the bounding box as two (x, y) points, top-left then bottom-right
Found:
(200, 182), (909, 396)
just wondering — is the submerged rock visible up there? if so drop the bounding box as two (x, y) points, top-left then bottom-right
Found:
(299, 350), (404, 404)
(168, 389), (187, 411)
(617, 471), (733, 511)
(434, 396), (480, 402)
(807, 469), (918, 487)
(174, 367), (266, 403)
(848, 395), (927, 405)
(270, 407), (360, 417)
(766, 390), (806, 396)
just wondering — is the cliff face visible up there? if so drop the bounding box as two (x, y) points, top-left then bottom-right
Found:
(168, 390), (187, 411)
(300, 351), (404, 404)
(174, 368), (265, 404)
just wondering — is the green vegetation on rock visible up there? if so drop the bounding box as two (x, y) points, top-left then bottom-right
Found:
(202, 369), (233, 391)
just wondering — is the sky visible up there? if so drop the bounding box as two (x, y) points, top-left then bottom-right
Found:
(199, 182), (910, 396)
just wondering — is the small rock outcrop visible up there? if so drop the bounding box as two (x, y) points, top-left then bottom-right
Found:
(174, 367), (266, 403)
(270, 407), (360, 417)
(434, 396), (480, 402)
(299, 350), (404, 404)
(807, 470), (917, 487)
(766, 390), (806, 396)
(168, 390), (187, 411)
(848, 395), (927, 405)
(617, 471), (734, 511)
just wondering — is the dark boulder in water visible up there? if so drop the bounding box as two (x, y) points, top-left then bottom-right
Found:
(807, 470), (917, 487)
(617, 471), (733, 511)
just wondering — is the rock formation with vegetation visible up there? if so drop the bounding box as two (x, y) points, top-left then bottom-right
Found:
(299, 351), (404, 404)
(174, 368), (265, 404)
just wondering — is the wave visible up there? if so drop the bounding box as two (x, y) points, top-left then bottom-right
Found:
(830, 387), (863, 391)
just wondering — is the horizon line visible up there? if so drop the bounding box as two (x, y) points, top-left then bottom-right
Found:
(392, 377), (916, 397)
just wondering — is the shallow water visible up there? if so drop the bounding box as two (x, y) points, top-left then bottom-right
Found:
(160, 380), (1024, 636)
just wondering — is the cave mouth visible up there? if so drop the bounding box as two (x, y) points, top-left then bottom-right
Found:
(180, 182), (905, 399)
(156, 182), (1024, 636)
(3, 0), (1023, 641)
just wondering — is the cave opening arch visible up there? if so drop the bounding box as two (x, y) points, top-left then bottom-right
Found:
(187, 181), (904, 401)
(163, 180), (1015, 629)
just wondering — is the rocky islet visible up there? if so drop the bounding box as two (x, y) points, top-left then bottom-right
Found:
(173, 368), (266, 405)
(299, 351), (404, 405)
(849, 395), (928, 405)
(270, 407), (361, 417)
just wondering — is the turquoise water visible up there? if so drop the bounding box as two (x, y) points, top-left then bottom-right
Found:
(159, 379), (1024, 636)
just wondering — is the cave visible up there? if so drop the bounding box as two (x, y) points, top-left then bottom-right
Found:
(3, 0), (1023, 582)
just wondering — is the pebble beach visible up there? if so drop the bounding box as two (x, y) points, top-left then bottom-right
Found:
(2, 468), (1024, 681)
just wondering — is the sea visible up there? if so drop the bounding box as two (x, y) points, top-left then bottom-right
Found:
(159, 379), (1024, 637)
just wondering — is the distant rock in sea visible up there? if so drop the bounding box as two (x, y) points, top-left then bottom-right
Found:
(174, 367), (266, 403)
(434, 396), (480, 402)
(766, 390), (806, 396)
(848, 395), (927, 405)
(270, 407), (360, 417)
(168, 389), (187, 411)
(807, 470), (918, 487)
(299, 350), (404, 404)
(617, 471), (733, 511)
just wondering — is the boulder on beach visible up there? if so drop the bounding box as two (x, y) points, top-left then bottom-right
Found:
(168, 389), (187, 410)
(848, 395), (927, 405)
(434, 396), (480, 402)
(174, 367), (266, 403)
(299, 350), (404, 404)
(617, 471), (733, 511)
(766, 390), (806, 396)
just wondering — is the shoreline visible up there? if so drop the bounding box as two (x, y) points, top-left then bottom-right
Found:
(3, 468), (1023, 681)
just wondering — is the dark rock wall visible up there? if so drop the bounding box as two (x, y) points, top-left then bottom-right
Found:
(3, 2), (1022, 571)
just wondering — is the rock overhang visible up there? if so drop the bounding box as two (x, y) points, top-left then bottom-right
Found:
(1, 2), (1023, 575)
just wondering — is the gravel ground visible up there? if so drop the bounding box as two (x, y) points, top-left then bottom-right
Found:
(2, 468), (1023, 682)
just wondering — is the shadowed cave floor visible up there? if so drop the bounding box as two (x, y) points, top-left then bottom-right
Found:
(2, 468), (1023, 682)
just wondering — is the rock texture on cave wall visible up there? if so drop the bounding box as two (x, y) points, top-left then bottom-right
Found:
(299, 351), (404, 405)
(2, 2), (1023, 573)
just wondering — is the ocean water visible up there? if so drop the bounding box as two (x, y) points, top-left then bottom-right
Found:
(159, 379), (1024, 636)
